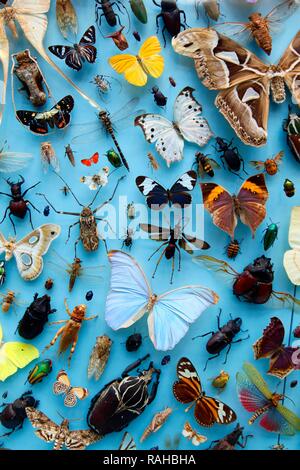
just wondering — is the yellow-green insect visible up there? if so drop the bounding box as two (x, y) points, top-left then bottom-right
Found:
(105, 148), (122, 168)
(26, 359), (53, 385)
(210, 370), (229, 392)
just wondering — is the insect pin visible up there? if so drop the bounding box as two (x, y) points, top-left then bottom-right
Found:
(226, 239), (241, 259)
(140, 408), (172, 442)
(284, 178), (295, 197)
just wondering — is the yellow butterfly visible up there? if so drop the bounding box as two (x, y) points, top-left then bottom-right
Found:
(108, 36), (164, 87)
(0, 323), (39, 381)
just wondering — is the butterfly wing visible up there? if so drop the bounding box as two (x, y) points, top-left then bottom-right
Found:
(173, 357), (202, 404)
(78, 25), (97, 64)
(136, 176), (169, 208)
(13, 224), (61, 281)
(0, 340), (39, 381)
(138, 35), (164, 79)
(109, 53), (146, 86)
(174, 87), (213, 147)
(64, 392), (77, 408)
(195, 396), (236, 427)
(284, 206), (300, 285)
(0, 152), (33, 173)
(0, 14), (9, 126)
(149, 286), (218, 351)
(48, 45), (73, 59)
(65, 429), (100, 450)
(52, 95), (74, 129)
(105, 250), (151, 330)
(169, 171), (197, 207)
(200, 182), (236, 238)
(135, 114), (184, 166)
(253, 317), (284, 359)
(280, 31), (300, 105)
(237, 174), (268, 237)
(53, 369), (71, 395)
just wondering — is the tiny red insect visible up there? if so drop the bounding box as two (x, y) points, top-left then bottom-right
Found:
(81, 152), (99, 167)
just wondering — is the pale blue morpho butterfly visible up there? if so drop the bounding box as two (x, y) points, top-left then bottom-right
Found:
(105, 250), (219, 351)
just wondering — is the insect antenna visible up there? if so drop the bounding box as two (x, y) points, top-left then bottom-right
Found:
(88, 185), (103, 208)
(54, 173), (83, 207)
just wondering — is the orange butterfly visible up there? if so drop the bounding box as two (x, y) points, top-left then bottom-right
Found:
(173, 357), (236, 427)
(200, 174), (268, 239)
(53, 370), (88, 407)
(81, 152), (99, 167)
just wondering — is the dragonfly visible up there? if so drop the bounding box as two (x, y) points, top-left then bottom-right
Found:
(72, 97), (145, 172)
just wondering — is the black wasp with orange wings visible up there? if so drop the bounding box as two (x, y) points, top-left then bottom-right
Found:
(173, 357), (236, 427)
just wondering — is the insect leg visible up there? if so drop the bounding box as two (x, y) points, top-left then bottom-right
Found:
(170, 255), (175, 284)
(161, 25), (167, 48)
(175, 244), (181, 272)
(121, 354), (150, 377)
(74, 237), (81, 258)
(8, 212), (16, 235)
(203, 353), (220, 371)
(148, 242), (167, 261)
(26, 200), (41, 214)
(0, 192), (12, 197)
(237, 434), (253, 448)
(26, 207), (34, 230)
(93, 176), (126, 212)
(43, 326), (65, 352)
(223, 344), (232, 364)
(0, 206), (10, 225)
(228, 167), (243, 180)
(152, 246), (168, 279)
(147, 370), (161, 405)
(48, 320), (68, 325)
(155, 12), (163, 33)
(66, 221), (80, 244)
(36, 193), (80, 216)
(64, 298), (72, 316)
(84, 315), (98, 321)
(22, 181), (41, 197)
(231, 334), (250, 344)
(68, 336), (79, 367)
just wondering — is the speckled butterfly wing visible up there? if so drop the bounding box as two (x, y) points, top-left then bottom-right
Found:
(65, 429), (101, 450)
(25, 407), (59, 444)
(53, 370), (88, 407)
(12, 224), (61, 281)
(174, 358), (236, 427)
(253, 317), (296, 379)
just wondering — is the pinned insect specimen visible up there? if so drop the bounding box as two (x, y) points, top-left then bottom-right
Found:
(147, 152), (159, 171)
(0, 392), (38, 437)
(53, 370), (88, 407)
(37, 173), (125, 256)
(153, 0), (188, 47)
(126, 333), (142, 352)
(85, 291), (93, 301)
(56, 0), (78, 39)
(80, 167), (110, 191)
(64, 144), (75, 167)
(193, 152), (220, 178)
(0, 261), (5, 286)
(0, 141), (32, 174)
(106, 26), (128, 51)
(43, 299), (97, 366)
(26, 359), (53, 385)
(284, 179), (295, 197)
(263, 221), (279, 250)
(17, 293), (56, 340)
(0, 224), (60, 281)
(214, 137), (246, 178)
(0, 176), (41, 234)
(193, 309), (249, 370)
(250, 151), (284, 176)
(25, 407), (100, 450)
(91, 75), (121, 99)
(47, 251), (103, 292)
(196, 0), (220, 21)
(182, 421), (207, 446)
(0, 322), (39, 381)
(95, 0), (130, 29)
(17, 95), (74, 135)
(169, 76), (176, 87)
(226, 240), (241, 260)
(129, 0), (147, 23)
(140, 221), (210, 283)
(290, 380), (298, 388)
(161, 355), (170, 366)
(208, 424), (252, 450)
(195, 255), (300, 306)
(237, 362), (300, 435)
(200, 174), (268, 239)
(43, 206), (50, 217)
(284, 207), (300, 285)
(283, 107), (300, 164)
(88, 335), (112, 381)
(172, 28), (300, 147)
(127, 202), (136, 220)
(119, 432), (137, 450)
(140, 407), (172, 442)
(49, 26), (97, 71)
(135, 87), (212, 167)
(105, 251), (218, 351)
(210, 370), (230, 392)
(12, 50), (48, 107)
(81, 152), (99, 167)
(133, 31), (141, 41)
(151, 86), (167, 107)
(173, 357), (236, 426)
(45, 278), (54, 290)
(60, 186), (69, 196)
(105, 148), (122, 168)
(253, 317), (296, 379)
(214, 0), (298, 55)
(0, 290), (17, 313)
(122, 227), (134, 250)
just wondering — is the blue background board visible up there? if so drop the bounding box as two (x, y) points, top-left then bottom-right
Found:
(1, 0), (300, 451)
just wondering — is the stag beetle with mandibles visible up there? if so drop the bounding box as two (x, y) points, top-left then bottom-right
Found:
(153, 0), (188, 47)
(193, 309), (249, 370)
(0, 176), (41, 234)
(87, 354), (160, 436)
(95, 0), (129, 29)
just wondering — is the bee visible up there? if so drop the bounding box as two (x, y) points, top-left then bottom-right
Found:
(250, 151), (283, 176)
(193, 152), (220, 178)
(226, 239), (241, 259)
(0, 290), (16, 313)
(284, 179), (295, 197)
(147, 152), (159, 171)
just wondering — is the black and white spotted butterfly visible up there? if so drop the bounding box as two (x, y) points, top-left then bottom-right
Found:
(135, 87), (213, 167)
(136, 171), (197, 209)
(48, 25), (97, 71)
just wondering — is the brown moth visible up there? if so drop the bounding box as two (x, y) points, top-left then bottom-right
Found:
(25, 407), (100, 450)
(214, 0), (298, 55)
(196, 0), (220, 22)
(12, 50), (48, 107)
(140, 407), (172, 442)
(88, 335), (112, 381)
(172, 28), (300, 147)
(56, 0), (78, 39)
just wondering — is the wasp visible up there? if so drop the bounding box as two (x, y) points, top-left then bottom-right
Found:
(0, 290), (17, 313)
(193, 152), (220, 178)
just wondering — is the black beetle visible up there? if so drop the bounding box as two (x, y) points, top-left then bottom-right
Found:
(95, 0), (128, 28)
(151, 86), (167, 107)
(87, 354), (160, 436)
(193, 309), (249, 370)
(214, 137), (246, 178)
(0, 391), (38, 437)
(208, 424), (252, 450)
(17, 293), (56, 340)
(126, 333), (142, 352)
(153, 0), (188, 46)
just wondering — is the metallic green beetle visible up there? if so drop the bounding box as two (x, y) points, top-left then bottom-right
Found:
(263, 222), (279, 251)
(105, 148), (122, 168)
(26, 359), (53, 385)
(129, 0), (148, 23)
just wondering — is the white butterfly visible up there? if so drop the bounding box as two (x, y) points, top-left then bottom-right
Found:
(283, 206), (300, 285)
(80, 167), (110, 191)
(105, 250), (219, 351)
(182, 421), (207, 446)
(135, 87), (213, 167)
(0, 224), (61, 281)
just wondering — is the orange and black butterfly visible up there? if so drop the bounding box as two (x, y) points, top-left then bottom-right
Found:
(173, 357), (236, 427)
(200, 174), (268, 239)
